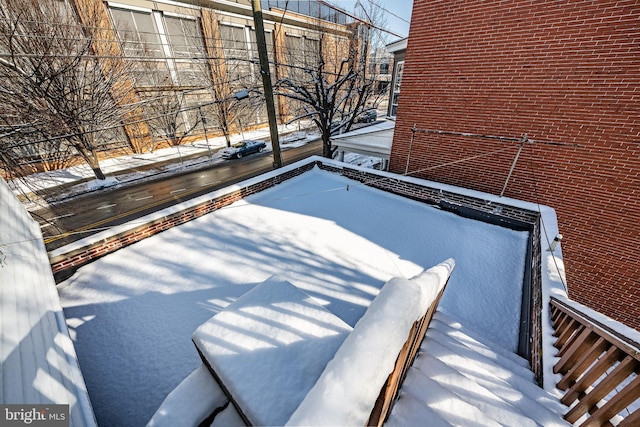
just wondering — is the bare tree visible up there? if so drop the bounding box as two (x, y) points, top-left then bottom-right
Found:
(201, 13), (264, 147)
(275, 25), (375, 158)
(0, 0), (139, 181)
(141, 90), (201, 152)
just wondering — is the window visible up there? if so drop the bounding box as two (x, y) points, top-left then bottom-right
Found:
(285, 34), (320, 70)
(110, 8), (162, 58)
(249, 28), (275, 78)
(285, 34), (302, 68)
(248, 29), (275, 123)
(218, 24), (274, 123)
(109, 7), (170, 86)
(219, 24), (252, 87)
(163, 15), (207, 86)
(302, 37), (320, 68)
(163, 16), (203, 59)
(390, 60), (404, 117)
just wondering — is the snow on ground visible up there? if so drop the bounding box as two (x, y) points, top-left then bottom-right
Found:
(9, 121), (318, 207)
(57, 167), (529, 426)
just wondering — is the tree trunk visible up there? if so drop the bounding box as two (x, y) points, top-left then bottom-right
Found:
(92, 167), (106, 181)
(322, 132), (332, 158)
(78, 147), (106, 180)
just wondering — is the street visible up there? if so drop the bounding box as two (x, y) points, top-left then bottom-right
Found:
(35, 139), (322, 250)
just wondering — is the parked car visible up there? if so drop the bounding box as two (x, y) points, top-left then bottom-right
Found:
(330, 121), (347, 135)
(356, 109), (377, 123)
(221, 140), (266, 159)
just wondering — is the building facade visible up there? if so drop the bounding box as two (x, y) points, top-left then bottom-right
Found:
(390, 1), (640, 329)
(94, 0), (352, 143)
(0, 0), (355, 175)
(385, 37), (405, 118)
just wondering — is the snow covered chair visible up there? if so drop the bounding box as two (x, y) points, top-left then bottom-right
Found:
(288, 258), (455, 427)
(152, 259), (454, 426)
(192, 276), (354, 426)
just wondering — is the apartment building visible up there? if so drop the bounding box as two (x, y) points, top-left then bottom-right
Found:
(1, 0), (355, 173)
(98, 0), (353, 140)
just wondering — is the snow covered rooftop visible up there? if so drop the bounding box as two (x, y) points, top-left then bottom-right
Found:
(331, 120), (394, 161)
(51, 160), (569, 426)
(387, 310), (569, 427)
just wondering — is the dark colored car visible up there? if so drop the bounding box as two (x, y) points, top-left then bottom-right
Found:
(221, 140), (267, 159)
(356, 109), (377, 123)
(330, 121), (347, 135)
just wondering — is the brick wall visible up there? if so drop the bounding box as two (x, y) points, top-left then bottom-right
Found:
(391, 0), (640, 330)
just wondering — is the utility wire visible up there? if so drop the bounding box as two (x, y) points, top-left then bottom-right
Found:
(403, 145), (516, 176)
(364, 0), (410, 25)
(413, 127), (581, 148)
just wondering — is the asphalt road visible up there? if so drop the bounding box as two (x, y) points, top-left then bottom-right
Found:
(35, 139), (322, 251)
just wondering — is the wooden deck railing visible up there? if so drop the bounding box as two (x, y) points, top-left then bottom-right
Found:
(367, 277), (450, 427)
(550, 297), (640, 426)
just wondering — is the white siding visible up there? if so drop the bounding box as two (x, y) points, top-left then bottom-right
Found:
(0, 178), (96, 427)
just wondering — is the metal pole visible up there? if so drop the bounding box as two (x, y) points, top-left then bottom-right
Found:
(500, 134), (528, 197)
(405, 124), (417, 175)
(199, 107), (212, 158)
(251, 0), (283, 168)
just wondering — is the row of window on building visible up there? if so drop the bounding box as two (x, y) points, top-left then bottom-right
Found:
(96, 1), (349, 140)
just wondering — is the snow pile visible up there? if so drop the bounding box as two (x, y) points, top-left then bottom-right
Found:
(287, 259), (455, 426)
(85, 176), (119, 191)
(386, 310), (570, 427)
(192, 276), (353, 426)
(146, 364), (227, 427)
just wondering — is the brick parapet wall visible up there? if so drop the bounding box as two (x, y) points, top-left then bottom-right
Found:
(49, 162), (316, 279)
(319, 163), (539, 224)
(391, 0), (640, 330)
(530, 217), (543, 384)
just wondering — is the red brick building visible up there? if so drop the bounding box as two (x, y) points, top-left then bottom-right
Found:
(390, 1), (639, 329)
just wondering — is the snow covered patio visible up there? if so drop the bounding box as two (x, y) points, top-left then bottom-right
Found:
(53, 158), (565, 425)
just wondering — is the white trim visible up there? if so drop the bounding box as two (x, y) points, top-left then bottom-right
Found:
(150, 0), (199, 10)
(162, 10), (198, 20)
(153, 11), (179, 84)
(390, 60), (404, 117)
(107, 2), (151, 13)
(386, 38), (407, 54)
(219, 21), (246, 29)
(212, 0), (252, 12)
(216, 10), (263, 25)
